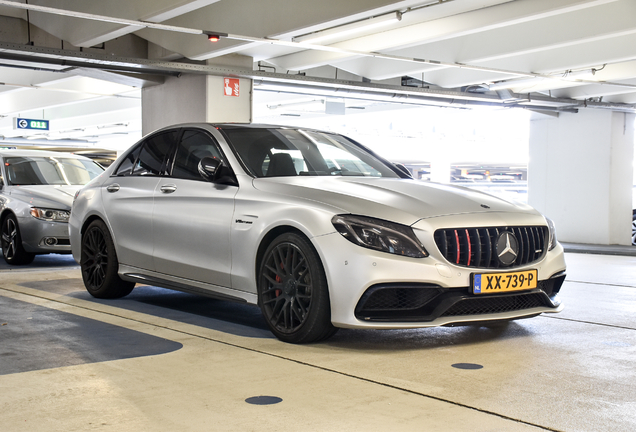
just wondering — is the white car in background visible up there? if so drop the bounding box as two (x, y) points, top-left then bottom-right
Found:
(70, 124), (567, 343)
(0, 150), (104, 264)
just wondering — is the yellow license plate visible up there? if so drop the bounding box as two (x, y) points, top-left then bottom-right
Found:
(472, 270), (538, 294)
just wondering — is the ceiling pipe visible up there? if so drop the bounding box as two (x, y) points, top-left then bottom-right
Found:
(1, 44), (635, 114)
(0, 136), (98, 146)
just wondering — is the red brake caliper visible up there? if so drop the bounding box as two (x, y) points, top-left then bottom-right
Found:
(275, 262), (284, 297)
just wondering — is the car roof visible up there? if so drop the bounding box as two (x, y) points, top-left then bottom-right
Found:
(150, 123), (329, 135)
(0, 149), (91, 159)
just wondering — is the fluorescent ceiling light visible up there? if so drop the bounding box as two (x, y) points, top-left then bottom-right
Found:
(489, 77), (546, 91)
(255, 81), (455, 107)
(267, 99), (325, 110)
(292, 12), (401, 44)
(489, 68), (600, 91)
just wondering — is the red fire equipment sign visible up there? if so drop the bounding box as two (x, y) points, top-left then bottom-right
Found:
(224, 78), (239, 97)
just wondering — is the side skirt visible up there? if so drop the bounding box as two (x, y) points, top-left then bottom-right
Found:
(119, 265), (258, 305)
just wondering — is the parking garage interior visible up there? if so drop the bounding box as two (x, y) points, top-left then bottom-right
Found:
(1, 1), (636, 431)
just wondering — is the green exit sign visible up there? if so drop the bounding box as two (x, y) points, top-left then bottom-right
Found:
(14, 118), (50, 131)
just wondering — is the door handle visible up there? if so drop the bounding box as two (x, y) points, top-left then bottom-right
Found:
(160, 184), (177, 193)
(106, 184), (120, 193)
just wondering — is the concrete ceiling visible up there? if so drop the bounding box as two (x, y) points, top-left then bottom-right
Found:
(0, 0), (635, 152)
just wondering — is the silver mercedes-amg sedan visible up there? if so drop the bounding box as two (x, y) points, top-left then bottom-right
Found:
(1, 149), (104, 265)
(69, 124), (566, 343)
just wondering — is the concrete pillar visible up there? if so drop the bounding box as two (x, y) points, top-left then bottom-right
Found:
(142, 56), (252, 135)
(528, 109), (635, 245)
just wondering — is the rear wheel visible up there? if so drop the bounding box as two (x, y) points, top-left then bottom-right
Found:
(258, 232), (337, 343)
(81, 219), (134, 299)
(1, 214), (35, 265)
(632, 212), (636, 246)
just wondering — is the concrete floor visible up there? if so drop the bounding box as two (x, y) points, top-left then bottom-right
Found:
(0, 252), (635, 432)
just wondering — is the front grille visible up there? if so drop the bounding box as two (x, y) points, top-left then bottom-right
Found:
(434, 226), (548, 269)
(441, 293), (548, 317)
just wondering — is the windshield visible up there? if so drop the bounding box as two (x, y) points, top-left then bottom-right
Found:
(221, 127), (399, 178)
(4, 156), (104, 186)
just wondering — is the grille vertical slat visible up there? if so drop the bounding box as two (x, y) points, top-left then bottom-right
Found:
(454, 230), (461, 264)
(482, 228), (492, 268)
(528, 226), (537, 262)
(491, 228), (500, 268)
(434, 226), (549, 269)
(522, 227), (531, 263)
(438, 231), (448, 258)
(469, 228), (480, 268)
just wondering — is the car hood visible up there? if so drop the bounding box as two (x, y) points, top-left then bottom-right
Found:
(252, 177), (539, 225)
(8, 185), (81, 209)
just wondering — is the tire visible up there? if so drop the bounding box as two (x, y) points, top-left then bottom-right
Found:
(632, 212), (636, 246)
(81, 219), (135, 299)
(258, 232), (337, 343)
(1, 214), (36, 265)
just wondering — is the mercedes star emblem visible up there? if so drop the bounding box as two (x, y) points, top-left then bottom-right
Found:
(496, 231), (519, 266)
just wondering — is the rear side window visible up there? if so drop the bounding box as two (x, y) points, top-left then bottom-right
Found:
(115, 130), (177, 176)
(171, 130), (223, 181)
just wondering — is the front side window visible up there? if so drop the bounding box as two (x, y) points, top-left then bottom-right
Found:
(114, 145), (142, 176)
(115, 130), (178, 177)
(222, 127), (398, 178)
(4, 156), (103, 186)
(132, 131), (176, 176)
(171, 130), (223, 181)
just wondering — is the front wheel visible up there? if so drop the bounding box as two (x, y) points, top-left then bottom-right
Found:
(632, 212), (636, 246)
(258, 232), (337, 343)
(81, 219), (134, 299)
(1, 214), (35, 265)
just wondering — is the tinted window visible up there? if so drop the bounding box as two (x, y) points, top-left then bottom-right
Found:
(131, 131), (177, 176)
(115, 145), (142, 176)
(171, 130), (223, 181)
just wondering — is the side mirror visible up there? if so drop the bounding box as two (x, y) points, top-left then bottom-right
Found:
(198, 157), (223, 182)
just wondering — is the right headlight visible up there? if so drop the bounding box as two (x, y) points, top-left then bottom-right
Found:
(546, 217), (558, 251)
(331, 214), (428, 258)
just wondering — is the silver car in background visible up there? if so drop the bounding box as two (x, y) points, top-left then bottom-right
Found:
(70, 123), (567, 343)
(0, 149), (104, 265)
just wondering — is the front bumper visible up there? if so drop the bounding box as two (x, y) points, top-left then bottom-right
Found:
(354, 273), (564, 322)
(313, 230), (567, 329)
(18, 215), (71, 254)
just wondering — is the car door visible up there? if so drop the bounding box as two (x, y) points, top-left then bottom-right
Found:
(101, 129), (178, 271)
(152, 128), (238, 287)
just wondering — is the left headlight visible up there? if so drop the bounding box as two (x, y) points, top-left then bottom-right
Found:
(546, 217), (558, 250)
(332, 214), (428, 258)
(30, 208), (70, 223)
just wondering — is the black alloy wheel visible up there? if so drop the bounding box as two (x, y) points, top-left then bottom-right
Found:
(81, 219), (134, 299)
(258, 232), (337, 343)
(1, 214), (35, 265)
